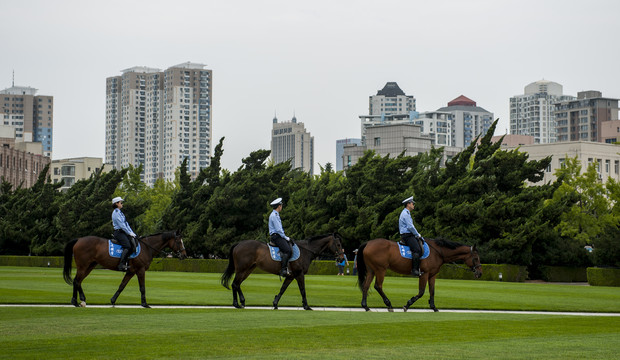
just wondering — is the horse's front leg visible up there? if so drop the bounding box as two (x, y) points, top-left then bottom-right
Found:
(136, 269), (150, 308)
(273, 276), (293, 310)
(403, 273), (428, 312)
(295, 275), (312, 310)
(428, 274), (438, 312)
(110, 271), (135, 306)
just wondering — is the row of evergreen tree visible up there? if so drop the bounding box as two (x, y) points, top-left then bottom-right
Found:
(1, 121), (618, 274)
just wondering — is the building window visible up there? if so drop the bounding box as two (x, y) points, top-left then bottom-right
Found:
(615, 160), (619, 175)
(374, 137), (381, 146)
(606, 160), (610, 173)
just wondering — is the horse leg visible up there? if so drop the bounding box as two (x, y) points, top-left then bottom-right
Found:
(428, 274), (438, 312)
(295, 275), (312, 310)
(361, 269), (375, 311)
(403, 273), (428, 312)
(231, 271), (251, 309)
(110, 271), (135, 306)
(136, 269), (150, 308)
(72, 264), (94, 307)
(373, 271), (393, 312)
(273, 277), (294, 310)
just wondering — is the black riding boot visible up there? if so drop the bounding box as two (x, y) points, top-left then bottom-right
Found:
(118, 248), (130, 271)
(411, 253), (422, 277)
(280, 253), (290, 276)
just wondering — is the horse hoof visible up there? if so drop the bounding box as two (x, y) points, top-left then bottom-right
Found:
(233, 304), (243, 309)
(364, 307), (370, 312)
(71, 298), (79, 307)
(402, 306), (408, 312)
(80, 301), (86, 308)
(141, 304), (151, 308)
(304, 306), (313, 311)
(433, 308), (439, 312)
(388, 308), (393, 312)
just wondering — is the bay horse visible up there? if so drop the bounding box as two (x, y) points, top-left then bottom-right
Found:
(63, 231), (186, 308)
(221, 233), (344, 310)
(357, 238), (482, 312)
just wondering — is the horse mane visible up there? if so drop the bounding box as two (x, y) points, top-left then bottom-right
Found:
(431, 237), (466, 249)
(143, 231), (176, 240)
(304, 233), (337, 242)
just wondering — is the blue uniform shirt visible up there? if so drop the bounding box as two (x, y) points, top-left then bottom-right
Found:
(399, 208), (420, 236)
(112, 208), (136, 237)
(268, 210), (289, 240)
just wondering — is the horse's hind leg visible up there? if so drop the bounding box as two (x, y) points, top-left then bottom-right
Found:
(403, 273), (428, 312)
(111, 271), (135, 306)
(361, 269), (375, 311)
(273, 277), (293, 310)
(427, 274), (438, 312)
(373, 271), (393, 312)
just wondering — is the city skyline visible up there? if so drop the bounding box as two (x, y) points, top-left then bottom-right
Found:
(2, 0), (619, 173)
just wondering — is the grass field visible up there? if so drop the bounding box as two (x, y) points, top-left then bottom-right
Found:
(1, 266), (619, 359)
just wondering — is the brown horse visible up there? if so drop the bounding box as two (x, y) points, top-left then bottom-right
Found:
(357, 238), (482, 312)
(63, 231), (186, 308)
(221, 233), (343, 310)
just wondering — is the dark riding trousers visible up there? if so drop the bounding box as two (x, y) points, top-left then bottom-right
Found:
(401, 233), (421, 256)
(271, 233), (292, 256)
(114, 229), (134, 252)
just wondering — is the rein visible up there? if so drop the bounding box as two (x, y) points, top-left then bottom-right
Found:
(427, 241), (480, 273)
(294, 234), (343, 259)
(138, 234), (184, 262)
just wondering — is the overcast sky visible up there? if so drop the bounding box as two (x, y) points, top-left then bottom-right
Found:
(2, 0), (619, 172)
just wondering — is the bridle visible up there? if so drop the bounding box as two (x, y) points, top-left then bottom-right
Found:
(138, 233), (185, 259)
(428, 241), (481, 273)
(295, 233), (343, 258)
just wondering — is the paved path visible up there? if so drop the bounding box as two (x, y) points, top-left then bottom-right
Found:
(1, 304), (619, 316)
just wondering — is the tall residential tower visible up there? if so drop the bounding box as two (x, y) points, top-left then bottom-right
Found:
(271, 115), (314, 175)
(106, 62), (212, 185)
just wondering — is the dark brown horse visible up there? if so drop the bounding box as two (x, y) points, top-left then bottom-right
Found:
(63, 231), (186, 308)
(221, 233), (343, 310)
(357, 238), (482, 312)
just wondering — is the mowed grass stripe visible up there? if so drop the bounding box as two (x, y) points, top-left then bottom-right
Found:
(1, 308), (619, 359)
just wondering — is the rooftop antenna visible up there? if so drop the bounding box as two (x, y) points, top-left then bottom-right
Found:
(12, 70), (14, 87)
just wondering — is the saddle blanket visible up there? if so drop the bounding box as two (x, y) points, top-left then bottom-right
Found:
(268, 243), (301, 262)
(398, 241), (430, 260)
(108, 240), (141, 259)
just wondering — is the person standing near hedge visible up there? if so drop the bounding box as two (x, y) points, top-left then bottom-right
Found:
(336, 251), (349, 276)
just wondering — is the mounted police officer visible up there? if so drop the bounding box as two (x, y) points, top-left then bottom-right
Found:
(112, 197), (137, 271)
(399, 196), (424, 277)
(268, 197), (292, 276)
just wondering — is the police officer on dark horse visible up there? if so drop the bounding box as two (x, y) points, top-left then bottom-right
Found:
(268, 197), (292, 276)
(111, 196), (137, 271)
(400, 196), (424, 277)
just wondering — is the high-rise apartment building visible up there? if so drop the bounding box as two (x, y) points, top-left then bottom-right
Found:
(554, 91), (619, 142)
(336, 138), (361, 171)
(0, 85), (53, 157)
(510, 80), (574, 144)
(437, 95), (494, 148)
(271, 115), (314, 175)
(106, 62), (212, 185)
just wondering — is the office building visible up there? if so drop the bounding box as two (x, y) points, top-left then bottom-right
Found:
(0, 85), (53, 157)
(50, 157), (104, 191)
(437, 95), (494, 148)
(106, 62), (212, 186)
(271, 114), (314, 175)
(369, 82), (416, 116)
(554, 91), (619, 142)
(510, 80), (574, 144)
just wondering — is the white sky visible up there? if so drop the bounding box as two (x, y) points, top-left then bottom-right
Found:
(1, 0), (619, 172)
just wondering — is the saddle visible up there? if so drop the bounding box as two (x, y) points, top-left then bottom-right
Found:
(397, 239), (430, 260)
(268, 243), (301, 262)
(107, 240), (141, 259)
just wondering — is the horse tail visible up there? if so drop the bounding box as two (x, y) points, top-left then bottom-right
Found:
(220, 243), (238, 290)
(356, 242), (368, 292)
(63, 239), (78, 285)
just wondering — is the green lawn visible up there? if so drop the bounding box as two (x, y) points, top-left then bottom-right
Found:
(1, 267), (619, 359)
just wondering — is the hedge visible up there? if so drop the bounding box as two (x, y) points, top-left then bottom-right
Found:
(587, 267), (620, 287)
(0, 256), (526, 280)
(538, 266), (587, 282)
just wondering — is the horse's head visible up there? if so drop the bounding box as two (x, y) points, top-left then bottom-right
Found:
(464, 244), (482, 279)
(168, 230), (187, 260)
(330, 233), (345, 258)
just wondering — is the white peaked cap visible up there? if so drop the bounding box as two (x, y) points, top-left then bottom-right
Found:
(402, 196), (415, 204)
(112, 196), (124, 204)
(270, 197), (283, 206)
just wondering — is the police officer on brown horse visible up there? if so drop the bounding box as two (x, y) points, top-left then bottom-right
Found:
(268, 197), (292, 276)
(399, 196), (424, 277)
